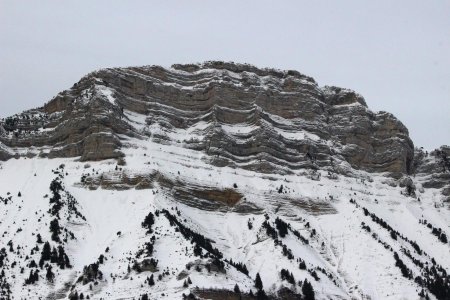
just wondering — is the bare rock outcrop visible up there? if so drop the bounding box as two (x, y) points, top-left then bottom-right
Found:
(413, 146), (450, 201)
(0, 76), (133, 161)
(0, 62), (417, 177)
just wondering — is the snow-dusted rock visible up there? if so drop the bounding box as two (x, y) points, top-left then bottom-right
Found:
(1, 62), (416, 176)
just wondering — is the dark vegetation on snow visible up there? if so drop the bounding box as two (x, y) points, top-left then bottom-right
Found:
(161, 208), (251, 277)
(351, 199), (450, 300)
(0, 248), (12, 298)
(162, 209), (223, 259)
(419, 219), (448, 244)
(261, 215), (337, 292)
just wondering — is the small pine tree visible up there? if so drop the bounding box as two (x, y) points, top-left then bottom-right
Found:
(50, 247), (58, 263)
(33, 269), (39, 282)
(36, 233), (43, 244)
(98, 254), (104, 264)
(256, 289), (268, 300)
(46, 265), (55, 282)
(193, 244), (202, 257)
(148, 274), (155, 286)
(278, 185), (283, 193)
(69, 291), (79, 300)
(247, 220), (253, 230)
(142, 212), (155, 233)
(390, 231), (397, 240)
(302, 279), (315, 300)
(255, 272), (263, 290)
(440, 233), (448, 243)
(234, 283), (241, 294)
(25, 270), (35, 285)
(50, 218), (61, 242)
(41, 241), (51, 261)
(299, 261), (306, 270)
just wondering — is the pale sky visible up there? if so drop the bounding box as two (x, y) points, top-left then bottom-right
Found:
(1, 0), (449, 149)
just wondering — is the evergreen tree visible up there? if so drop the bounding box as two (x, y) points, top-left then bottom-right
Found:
(280, 268), (295, 284)
(275, 217), (289, 238)
(299, 261), (307, 270)
(234, 284), (241, 294)
(46, 265), (55, 282)
(256, 289), (268, 300)
(302, 279), (315, 300)
(148, 274), (154, 286)
(29, 260), (38, 268)
(57, 246), (66, 268)
(36, 234), (43, 244)
(255, 272), (263, 290)
(50, 218), (61, 242)
(142, 212), (155, 233)
(33, 270), (39, 283)
(278, 185), (283, 193)
(390, 231), (397, 240)
(440, 233), (448, 244)
(193, 244), (203, 257)
(50, 247), (58, 263)
(25, 270), (37, 285)
(69, 291), (79, 300)
(41, 242), (51, 261)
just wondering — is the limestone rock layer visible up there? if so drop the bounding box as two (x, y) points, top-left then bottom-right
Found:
(0, 61), (419, 176)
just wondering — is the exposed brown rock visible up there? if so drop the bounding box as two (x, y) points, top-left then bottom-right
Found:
(0, 62), (420, 177)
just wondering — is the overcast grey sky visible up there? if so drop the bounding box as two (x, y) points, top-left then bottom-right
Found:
(1, 1), (449, 149)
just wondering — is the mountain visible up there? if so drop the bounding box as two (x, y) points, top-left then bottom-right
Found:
(0, 61), (449, 300)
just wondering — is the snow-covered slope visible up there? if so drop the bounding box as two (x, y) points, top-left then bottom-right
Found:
(0, 62), (449, 300)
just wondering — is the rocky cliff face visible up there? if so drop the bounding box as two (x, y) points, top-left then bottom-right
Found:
(0, 61), (418, 177)
(413, 146), (450, 202)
